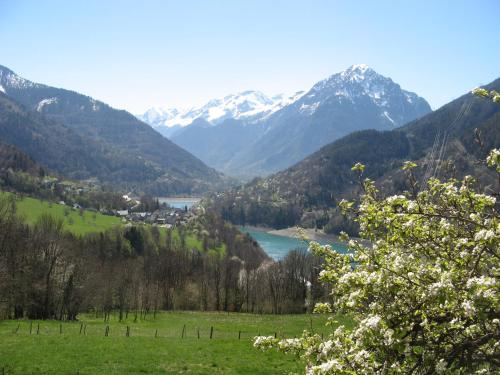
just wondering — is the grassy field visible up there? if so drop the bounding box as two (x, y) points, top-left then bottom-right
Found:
(167, 228), (226, 254)
(1, 191), (122, 236)
(0, 311), (351, 374)
(0, 191), (225, 253)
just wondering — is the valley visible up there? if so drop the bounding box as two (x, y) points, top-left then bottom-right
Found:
(140, 65), (432, 178)
(0, 2), (498, 372)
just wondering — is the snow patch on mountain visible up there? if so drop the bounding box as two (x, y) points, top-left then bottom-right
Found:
(299, 101), (320, 115)
(36, 97), (58, 112)
(0, 85), (4, 93)
(0, 66), (38, 90)
(90, 98), (100, 111)
(382, 110), (395, 124)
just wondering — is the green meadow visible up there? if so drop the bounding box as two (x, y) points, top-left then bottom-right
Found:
(1, 191), (122, 236)
(0, 191), (224, 253)
(0, 311), (351, 374)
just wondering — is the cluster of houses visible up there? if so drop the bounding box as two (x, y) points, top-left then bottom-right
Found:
(113, 195), (203, 228)
(49, 180), (202, 229)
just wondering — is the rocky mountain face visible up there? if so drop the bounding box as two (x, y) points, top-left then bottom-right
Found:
(208, 78), (500, 233)
(0, 65), (228, 195)
(140, 65), (431, 178)
(221, 64), (431, 177)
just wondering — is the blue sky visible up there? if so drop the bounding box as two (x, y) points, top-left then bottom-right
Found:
(0, 0), (499, 113)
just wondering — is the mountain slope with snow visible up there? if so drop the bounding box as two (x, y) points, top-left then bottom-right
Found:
(225, 64), (431, 175)
(138, 90), (304, 136)
(210, 77), (500, 232)
(166, 64), (431, 178)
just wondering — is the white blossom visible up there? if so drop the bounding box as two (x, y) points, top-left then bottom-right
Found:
(307, 359), (342, 374)
(436, 359), (448, 373)
(474, 229), (495, 241)
(363, 315), (382, 329)
(462, 300), (476, 317)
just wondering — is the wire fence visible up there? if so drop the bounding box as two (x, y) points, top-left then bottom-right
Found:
(2, 319), (326, 341)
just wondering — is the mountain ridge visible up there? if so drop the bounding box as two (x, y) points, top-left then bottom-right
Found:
(208, 77), (500, 233)
(165, 65), (432, 177)
(138, 90), (304, 138)
(0, 64), (228, 195)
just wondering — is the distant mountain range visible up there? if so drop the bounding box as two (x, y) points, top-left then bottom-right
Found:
(138, 90), (304, 138)
(209, 77), (500, 233)
(139, 65), (432, 178)
(0, 65), (227, 195)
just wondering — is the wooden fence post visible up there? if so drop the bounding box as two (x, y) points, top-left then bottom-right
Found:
(210, 326), (213, 339)
(155, 329), (158, 338)
(238, 330), (241, 340)
(79, 323), (83, 335)
(36, 323), (40, 335)
(29, 321), (32, 335)
(181, 324), (186, 339)
(197, 328), (200, 339)
(60, 323), (62, 334)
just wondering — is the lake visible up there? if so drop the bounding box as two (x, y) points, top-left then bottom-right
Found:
(157, 197), (201, 210)
(239, 226), (349, 260)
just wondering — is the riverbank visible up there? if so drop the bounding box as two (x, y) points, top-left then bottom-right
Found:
(239, 226), (351, 259)
(268, 226), (343, 243)
(240, 225), (344, 243)
(243, 225), (370, 249)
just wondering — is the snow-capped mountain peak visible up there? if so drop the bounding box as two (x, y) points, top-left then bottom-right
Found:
(138, 64), (429, 142)
(340, 63), (372, 80)
(296, 64), (430, 125)
(137, 90), (304, 130)
(312, 64), (381, 92)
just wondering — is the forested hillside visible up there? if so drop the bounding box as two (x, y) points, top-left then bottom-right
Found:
(0, 65), (228, 195)
(0, 139), (45, 177)
(210, 79), (500, 233)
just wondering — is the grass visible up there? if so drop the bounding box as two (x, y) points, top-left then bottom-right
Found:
(0, 311), (352, 374)
(0, 191), (225, 253)
(168, 229), (226, 255)
(1, 190), (122, 236)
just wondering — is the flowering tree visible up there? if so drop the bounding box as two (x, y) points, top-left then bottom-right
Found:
(254, 152), (499, 373)
(254, 89), (499, 373)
